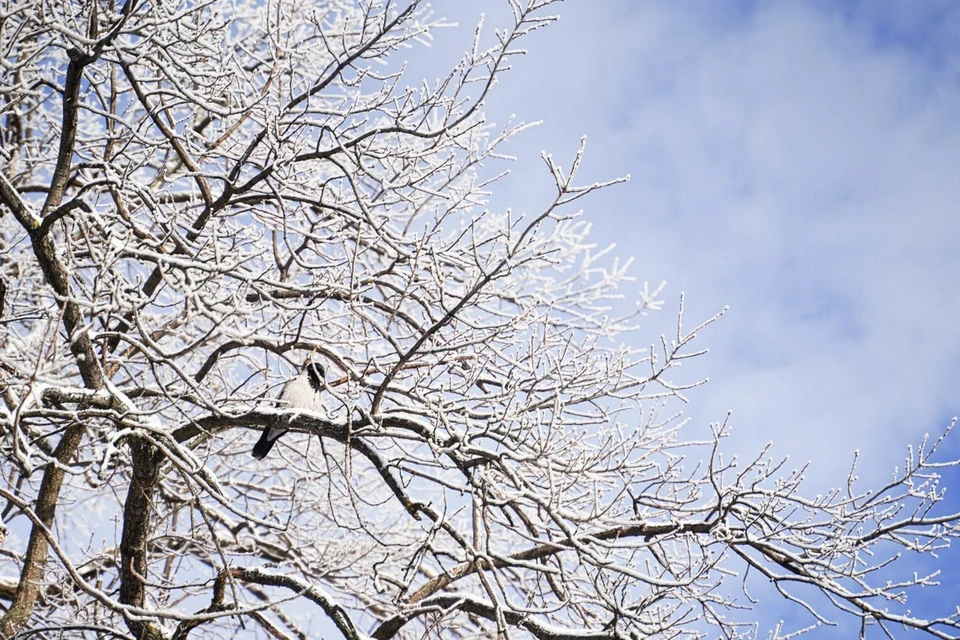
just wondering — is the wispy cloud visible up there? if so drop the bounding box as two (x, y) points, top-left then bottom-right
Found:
(420, 2), (960, 635)
(436, 1), (960, 480)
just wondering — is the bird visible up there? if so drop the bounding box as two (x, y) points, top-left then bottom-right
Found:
(252, 360), (326, 459)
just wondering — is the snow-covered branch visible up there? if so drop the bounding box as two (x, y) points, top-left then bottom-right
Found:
(1, 0), (957, 639)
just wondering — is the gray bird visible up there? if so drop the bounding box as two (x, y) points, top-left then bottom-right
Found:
(252, 361), (325, 459)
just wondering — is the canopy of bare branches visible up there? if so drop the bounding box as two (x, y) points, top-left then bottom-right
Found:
(1, 1), (958, 639)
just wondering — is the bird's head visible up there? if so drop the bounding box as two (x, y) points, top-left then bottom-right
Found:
(304, 360), (325, 392)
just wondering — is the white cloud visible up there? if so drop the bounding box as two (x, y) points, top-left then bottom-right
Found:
(437, 1), (960, 479)
(423, 1), (960, 634)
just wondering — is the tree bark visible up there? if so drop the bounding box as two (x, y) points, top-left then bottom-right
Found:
(0, 424), (86, 638)
(0, 49), (103, 640)
(119, 440), (163, 640)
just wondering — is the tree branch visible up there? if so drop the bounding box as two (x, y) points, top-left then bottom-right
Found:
(225, 567), (366, 640)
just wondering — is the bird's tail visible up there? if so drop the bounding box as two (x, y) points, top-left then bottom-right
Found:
(251, 427), (278, 459)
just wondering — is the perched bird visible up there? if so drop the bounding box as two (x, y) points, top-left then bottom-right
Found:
(252, 361), (326, 459)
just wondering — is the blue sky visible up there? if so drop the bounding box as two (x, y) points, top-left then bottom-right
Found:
(422, 1), (960, 636)
(424, 0), (960, 471)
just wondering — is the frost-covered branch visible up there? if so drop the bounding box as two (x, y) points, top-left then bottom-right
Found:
(1, 0), (958, 639)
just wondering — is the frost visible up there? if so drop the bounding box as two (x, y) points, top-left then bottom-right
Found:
(0, 0), (958, 638)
